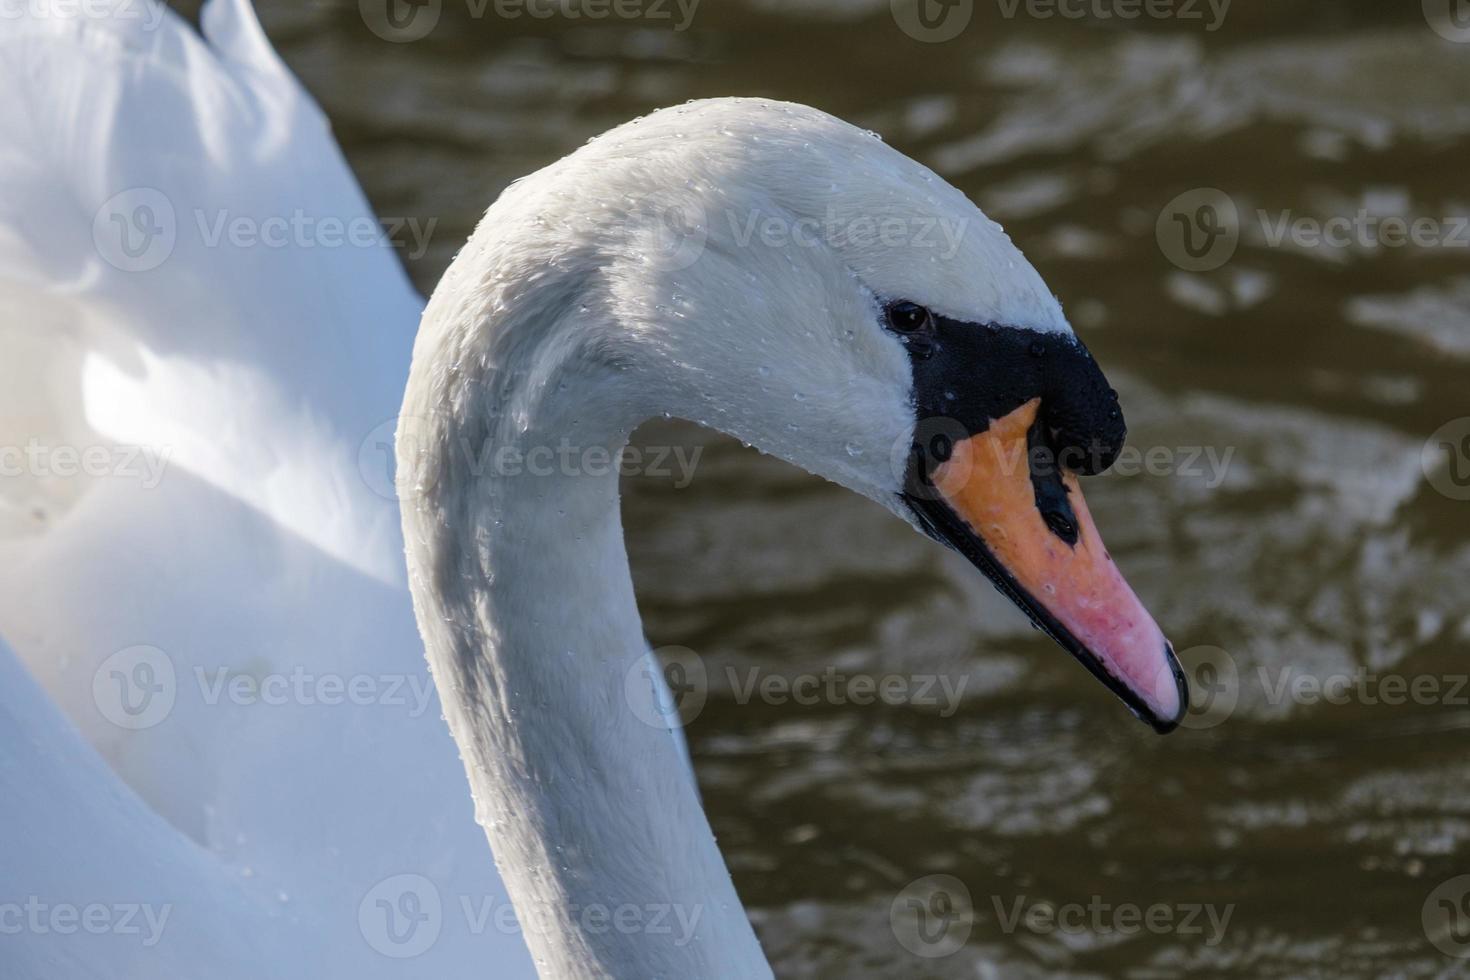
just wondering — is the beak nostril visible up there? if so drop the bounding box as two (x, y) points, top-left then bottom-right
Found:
(1044, 511), (1077, 542)
(1027, 418), (1081, 545)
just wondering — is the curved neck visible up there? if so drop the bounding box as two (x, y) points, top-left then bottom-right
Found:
(400, 287), (772, 977)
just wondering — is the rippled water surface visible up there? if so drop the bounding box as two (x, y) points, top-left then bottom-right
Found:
(254, 1), (1470, 974)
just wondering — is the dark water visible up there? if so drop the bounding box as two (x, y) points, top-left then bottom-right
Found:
(254, 1), (1470, 975)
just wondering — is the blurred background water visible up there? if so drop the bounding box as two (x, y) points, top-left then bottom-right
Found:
(244, 1), (1470, 975)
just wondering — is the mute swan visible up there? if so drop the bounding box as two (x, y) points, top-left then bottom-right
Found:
(0, 2), (1186, 978)
(398, 96), (1187, 976)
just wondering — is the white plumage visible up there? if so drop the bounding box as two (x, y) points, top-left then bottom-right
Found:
(0, 2), (538, 976)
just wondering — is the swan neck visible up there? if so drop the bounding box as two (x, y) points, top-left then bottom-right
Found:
(400, 349), (771, 977)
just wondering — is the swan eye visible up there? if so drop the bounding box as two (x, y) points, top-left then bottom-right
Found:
(885, 301), (933, 335)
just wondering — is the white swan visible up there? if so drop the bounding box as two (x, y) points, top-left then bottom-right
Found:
(0, 2), (1186, 978)
(397, 97), (1188, 976)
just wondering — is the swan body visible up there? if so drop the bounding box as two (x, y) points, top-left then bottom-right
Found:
(0, 2), (540, 976)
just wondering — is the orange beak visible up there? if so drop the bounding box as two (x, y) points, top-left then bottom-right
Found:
(908, 399), (1186, 731)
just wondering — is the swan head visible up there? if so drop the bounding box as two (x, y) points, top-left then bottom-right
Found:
(415, 97), (1188, 732)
